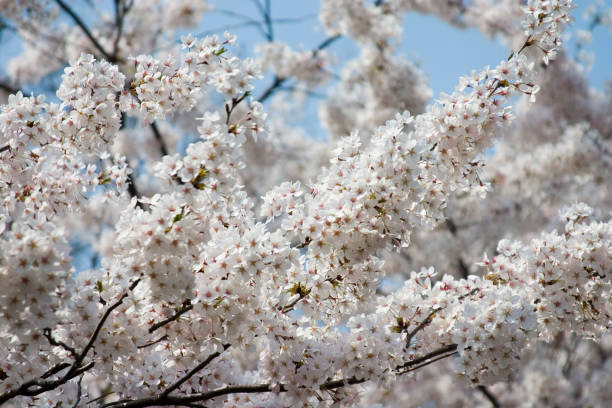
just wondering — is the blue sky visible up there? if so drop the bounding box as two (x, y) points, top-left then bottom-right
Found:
(1, 1), (609, 101)
(196, 1), (611, 96)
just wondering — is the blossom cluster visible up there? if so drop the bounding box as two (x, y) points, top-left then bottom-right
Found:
(120, 33), (261, 124)
(257, 42), (332, 87)
(3, 0), (612, 407)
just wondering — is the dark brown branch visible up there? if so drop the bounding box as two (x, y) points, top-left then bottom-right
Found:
(477, 385), (500, 408)
(127, 172), (144, 210)
(72, 374), (85, 408)
(102, 383), (282, 407)
(150, 122), (169, 156)
(137, 335), (168, 349)
(397, 349), (458, 374)
(111, 0), (132, 60)
(54, 0), (114, 62)
(0, 279), (140, 405)
(0, 81), (20, 95)
(225, 91), (251, 126)
(0, 144), (11, 154)
(99, 344), (460, 407)
(160, 344), (231, 397)
(405, 307), (442, 349)
(43, 327), (77, 357)
(396, 344), (459, 373)
(277, 294), (303, 313)
(257, 35), (340, 103)
(77, 279), (141, 365)
(148, 299), (193, 334)
(40, 363), (71, 380)
(319, 376), (366, 391)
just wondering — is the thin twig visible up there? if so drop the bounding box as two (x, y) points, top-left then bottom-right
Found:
(396, 344), (459, 373)
(150, 122), (169, 156)
(136, 335), (168, 349)
(257, 35), (340, 103)
(160, 344), (230, 397)
(405, 307), (442, 348)
(397, 349), (458, 374)
(112, 0), (132, 60)
(71, 374), (85, 408)
(54, 0), (113, 61)
(477, 385), (500, 408)
(148, 299), (193, 334)
(76, 279), (141, 366)
(43, 327), (77, 357)
(0, 279), (140, 404)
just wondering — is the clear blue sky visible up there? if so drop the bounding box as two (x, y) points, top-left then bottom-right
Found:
(196, 0), (611, 96)
(1, 1), (610, 101)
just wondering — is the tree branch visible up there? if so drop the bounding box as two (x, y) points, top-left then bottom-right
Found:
(0, 80), (20, 95)
(148, 299), (193, 334)
(405, 307), (442, 349)
(43, 327), (77, 358)
(160, 344), (231, 397)
(54, 0), (113, 61)
(257, 34), (340, 103)
(477, 385), (501, 408)
(111, 0), (132, 60)
(98, 344), (460, 407)
(0, 279), (140, 405)
(150, 122), (169, 156)
(396, 344), (459, 373)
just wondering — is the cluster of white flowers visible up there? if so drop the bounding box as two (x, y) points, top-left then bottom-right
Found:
(522, 0), (574, 63)
(257, 42), (332, 87)
(120, 33), (261, 124)
(162, 0), (212, 29)
(321, 45), (431, 140)
(0, 54), (129, 228)
(319, 0), (402, 45)
(0, 222), (72, 393)
(3, 0), (612, 407)
(56, 54), (126, 155)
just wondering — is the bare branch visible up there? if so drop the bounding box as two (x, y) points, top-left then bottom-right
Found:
(396, 343), (459, 374)
(160, 344), (230, 397)
(397, 348), (458, 374)
(136, 335), (168, 349)
(405, 307), (442, 349)
(477, 385), (501, 408)
(71, 374), (85, 408)
(0, 81), (20, 95)
(0, 279), (140, 405)
(257, 34), (340, 103)
(111, 0), (132, 60)
(43, 327), (77, 358)
(40, 363), (71, 380)
(150, 122), (169, 156)
(148, 299), (193, 334)
(54, 0), (113, 61)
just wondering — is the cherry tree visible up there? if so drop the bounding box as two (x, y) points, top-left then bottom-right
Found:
(0, 0), (610, 407)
